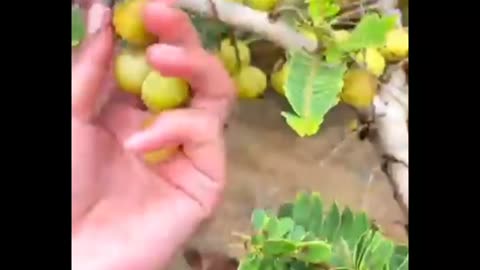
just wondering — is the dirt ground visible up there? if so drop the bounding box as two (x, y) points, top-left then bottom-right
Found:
(167, 42), (408, 270)
(167, 92), (407, 270)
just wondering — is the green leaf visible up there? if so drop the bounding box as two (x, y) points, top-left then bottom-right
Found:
(251, 234), (266, 246)
(252, 209), (269, 231)
(363, 235), (395, 269)
(289, 225), (307, 241)
(307, 193), (324, 237)
(354, 230), (375, 269)
(263, 239), (297, 256)
(278, 203), (294, 218)
(330, 238), (354, 268)
(265, 217), (294, 239)
(338, 207), (354, 246)
(324, 45), (344, 64)
(321, 203), (341, 242)
(390, 245), (409, 270)
(292, 192), (312, 228)
(281, 112), (322, 137)
(239, 254), (262, 270)
(309, 0), (340, 25)
(340, 13), (397, 51)
(190, 14), (229, 51)
(295, 241), (332, 263)
(349, 212), (371, 249)
(284, 51), (347, 134)
(72, 5), (86, 47)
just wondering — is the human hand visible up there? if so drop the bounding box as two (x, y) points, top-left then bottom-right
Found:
(71, 1), (235, 269)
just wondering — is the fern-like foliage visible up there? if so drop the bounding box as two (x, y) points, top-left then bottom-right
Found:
(239, 192), (408, 270)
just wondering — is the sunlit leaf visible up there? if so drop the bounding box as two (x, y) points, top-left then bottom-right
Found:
(340, 13), (397, 51)
(239, 254), (262, 270)
(281, 112), (322, 137)
(309, 0), (340, 25)
(263, 239), (297, 256)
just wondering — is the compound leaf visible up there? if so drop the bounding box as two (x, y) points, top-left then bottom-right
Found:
(285, 51), (347, 122)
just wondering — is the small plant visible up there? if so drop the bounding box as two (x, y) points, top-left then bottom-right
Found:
(235, 192), (408, 270)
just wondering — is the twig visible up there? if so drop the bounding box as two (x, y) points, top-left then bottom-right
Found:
(175, 0), (318, 52)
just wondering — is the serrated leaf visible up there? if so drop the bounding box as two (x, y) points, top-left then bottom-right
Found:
(281, 112), (322, 137)
(292, 192), (312, 228)
(289, 225), (307, 241)
(295, 241), (332, 263)
(72, 5), (86, 47)
(309, 0), (340, 25)
(239, 254), (262, 270)
(252, 209), (269, 231)
(341, 13), (397, 51)
(278, 203), (294, 218)
(285, 51), (347, 125)
(263, 239), (297, 256)
(321, 203), (341, 242)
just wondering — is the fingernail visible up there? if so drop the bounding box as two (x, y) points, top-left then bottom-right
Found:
(87, 3), (111, 35)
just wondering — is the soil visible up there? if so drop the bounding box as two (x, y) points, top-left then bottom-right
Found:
(167, 42), (408, 269)
(167, 93), (407, 270)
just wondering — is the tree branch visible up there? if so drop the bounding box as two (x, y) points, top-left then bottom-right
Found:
(372, 63), (409, 221)
(175, 0), (318, 52)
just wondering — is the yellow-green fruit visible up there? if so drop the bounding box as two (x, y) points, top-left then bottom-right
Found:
(114, 49), (151, 95)
(113, 0), (156, 46)
(333, 30), (351, 43)
(355, 48), (386, 77)
(218, 39), (251, 75)
(270, 63), (289, 96)
(141, 71), (190, 113)
(381, 28), (409, 61)
(341, 69), (377, 109)
(245, 0), (277, 11)
(142, 116), (179, 164)
(234, 66), (267, 98)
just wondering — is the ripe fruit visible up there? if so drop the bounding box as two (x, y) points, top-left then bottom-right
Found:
(142, 115), (179, 164)
(381, 28), (409, 61)
(332, 30), (350, 43)
(218, 38), (251, 75)
(234, 66), (267, 98)
(270, 63), (289, 96)
(341, 69), (377, 109)
(114, 49), (151, 95)
(355, 48), (386, 77)
(113, 0), (156, 46)
(245, 0), (278, 11)
(141, 71), (190, 113)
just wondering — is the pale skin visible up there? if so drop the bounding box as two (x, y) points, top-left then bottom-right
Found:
(72, 0), (235, 269)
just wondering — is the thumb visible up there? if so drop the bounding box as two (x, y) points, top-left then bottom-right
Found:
(72, 3), (114, 121)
